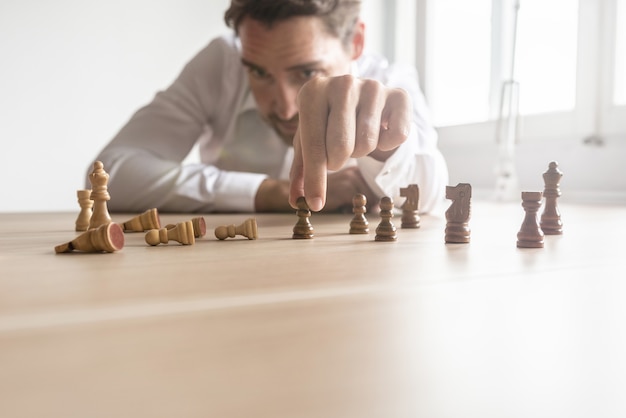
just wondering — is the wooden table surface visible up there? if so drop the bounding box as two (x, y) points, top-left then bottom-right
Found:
(1, 201), (625, 418)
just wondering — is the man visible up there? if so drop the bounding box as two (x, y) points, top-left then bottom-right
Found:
(93, 0), (448, 213)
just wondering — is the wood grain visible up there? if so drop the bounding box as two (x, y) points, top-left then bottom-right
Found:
(1, 202), (625, 417)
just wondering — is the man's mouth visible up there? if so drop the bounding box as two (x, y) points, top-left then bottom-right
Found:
(277, 120), (298, 134)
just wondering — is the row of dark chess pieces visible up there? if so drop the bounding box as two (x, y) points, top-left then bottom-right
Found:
(293, 161), (563, 249)
(444, 161), (563, 248)
(515, 161), (563, 247)
(292, 183), (421, 241)
(55, 161), (258, 254)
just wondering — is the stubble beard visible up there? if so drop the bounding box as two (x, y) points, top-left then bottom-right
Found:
(266, 113), (299, 147)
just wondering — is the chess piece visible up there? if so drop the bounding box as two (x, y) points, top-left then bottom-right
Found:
(349, 193), (369, 234)
(122, 208), (161, 232)
(215, 218), (258, 240)
(375, 196), (397, 241)
(400, 184), (420, 228)
(445, 183), (471, 243)
(292, 196), (314, 239)
(190, 217), (207, 238)
(75, 189), (93, 232)
(145, 220), (195, 246)
(88, 161), (112, 229)
(166, 217), (206, 238)
(55, 222), (124, 253)
(540, 161), (563, 235)
(517, 191), (545, 248)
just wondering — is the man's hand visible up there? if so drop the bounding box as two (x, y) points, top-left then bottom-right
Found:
(289, 75), (412, 212)
(255, 167), (377, 213)
(324, 167), (378, 213)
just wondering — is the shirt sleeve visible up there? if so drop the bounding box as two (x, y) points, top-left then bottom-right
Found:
(357, 126), (448, 214)
(89, 35), (266, 213)
(356, 58), (449, 214)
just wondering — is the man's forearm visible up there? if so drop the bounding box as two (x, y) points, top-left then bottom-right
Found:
(254, 179), (293, 212)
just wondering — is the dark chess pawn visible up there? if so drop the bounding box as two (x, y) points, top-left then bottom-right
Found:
(349, 193), (369, 234)
(375, 196), (397, 242)
(292, 196), (314, 239)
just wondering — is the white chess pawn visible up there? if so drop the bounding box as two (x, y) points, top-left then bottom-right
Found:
(215, 218), (258, 240)
(75, 189), (93, 231)
(121, 208), (161, 232)
(145, 221), (195, 246)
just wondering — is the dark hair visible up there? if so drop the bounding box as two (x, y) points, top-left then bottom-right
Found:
(224, 0), (361, 45)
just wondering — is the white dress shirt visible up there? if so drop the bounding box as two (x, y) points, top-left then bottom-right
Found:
(94, 33), (448, 213)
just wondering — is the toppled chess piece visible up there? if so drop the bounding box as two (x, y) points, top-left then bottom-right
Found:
(517, 191), (545, 248)
(292, 196), (314, 239)
(122, 208), (161, 232)
(75, 189), (93, 232)
(166, 216), (206, 238)
(145, 221), (195, 246)
(445, 183), (472, 243)
(215, 218), (258, 240)
(375, 196), (397, 242)
(55, 222), (124, 253)
(349, 193), (369, 234)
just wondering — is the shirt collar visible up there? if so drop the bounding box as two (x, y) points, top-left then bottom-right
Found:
(241, 88), (258, 113)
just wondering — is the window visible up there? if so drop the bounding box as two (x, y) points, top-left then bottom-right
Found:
(398, 0), (626, 142)
(427, 0), (492, 126)
(615, 0), (626, 105)
(515, 0), (578, 115)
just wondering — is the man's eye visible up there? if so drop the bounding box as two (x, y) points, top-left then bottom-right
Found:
(247, 67), (269, 80)
(301, 69), (319, 80)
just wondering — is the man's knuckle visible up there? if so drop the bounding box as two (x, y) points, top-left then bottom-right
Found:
(361, 79), (384, 96)
(330, 74), (357, 90)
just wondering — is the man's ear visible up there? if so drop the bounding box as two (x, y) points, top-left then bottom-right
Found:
(350, 20), (365, 60)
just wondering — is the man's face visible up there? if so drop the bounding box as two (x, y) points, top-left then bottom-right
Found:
(238, 16), (357, 144)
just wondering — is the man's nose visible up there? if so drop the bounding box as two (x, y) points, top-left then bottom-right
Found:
(272, 81), (299, 120)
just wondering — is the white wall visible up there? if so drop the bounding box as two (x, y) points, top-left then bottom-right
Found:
(439, 133), (626, 204)
(0, 0), (230, 212)
(0, 0), (390, 212)
(4, 1), (621, 213)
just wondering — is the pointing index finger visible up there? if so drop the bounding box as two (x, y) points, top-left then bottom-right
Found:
(296, 80), (330, 212)
(289, 127), (305, 209)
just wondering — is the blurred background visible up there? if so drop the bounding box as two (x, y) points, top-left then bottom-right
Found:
(0, 0), (624, 212)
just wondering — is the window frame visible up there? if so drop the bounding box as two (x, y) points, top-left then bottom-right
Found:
(405, 0), (626, 145)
